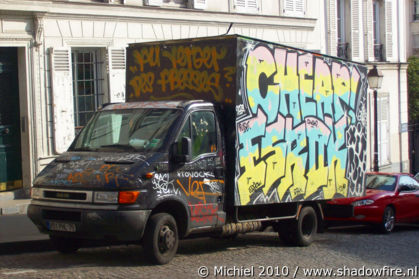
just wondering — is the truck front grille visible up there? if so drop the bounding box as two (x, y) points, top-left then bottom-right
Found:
(44, 191), (86, 201)
(36, 188), (93, 203)
(42, 210), (81, 221)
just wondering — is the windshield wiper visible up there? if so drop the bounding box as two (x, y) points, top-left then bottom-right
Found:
(98, 144), (137, 151)
(71, 147), (97, 152)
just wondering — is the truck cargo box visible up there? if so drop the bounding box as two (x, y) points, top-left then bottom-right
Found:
(127, 35), (368, 206)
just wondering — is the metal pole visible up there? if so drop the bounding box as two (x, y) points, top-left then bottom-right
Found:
(373, 89), (379, 172)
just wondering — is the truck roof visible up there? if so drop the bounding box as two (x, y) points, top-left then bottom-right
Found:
(102, 100), (209, 110)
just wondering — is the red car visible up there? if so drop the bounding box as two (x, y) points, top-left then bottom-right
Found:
(326, 172), (419, 233)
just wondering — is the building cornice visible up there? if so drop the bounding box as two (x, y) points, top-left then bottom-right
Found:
(0, 0), (317, 30)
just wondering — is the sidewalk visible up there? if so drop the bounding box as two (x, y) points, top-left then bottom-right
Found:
(0, 189), (31, 216)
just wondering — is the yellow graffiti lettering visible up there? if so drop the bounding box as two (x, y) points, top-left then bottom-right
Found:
(132, 46), (160, 72)
(129, 72), (155, 98)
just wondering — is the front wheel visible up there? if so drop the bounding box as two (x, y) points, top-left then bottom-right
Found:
(378, 206), (395, 234)
(143, 213), (179, 265)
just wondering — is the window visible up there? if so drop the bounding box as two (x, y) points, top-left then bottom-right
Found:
(377, 93), (390, 166)
(337, 0), (349, 59)
(177, 111), (217, 158)
(373, 0), (384, 61)
(399, 176), (419, 190)
(72, 49), (104, 130)
(415, 0), (419, 20)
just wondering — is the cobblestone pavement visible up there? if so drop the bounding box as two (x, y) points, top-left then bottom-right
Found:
(0, 225), (418, 279)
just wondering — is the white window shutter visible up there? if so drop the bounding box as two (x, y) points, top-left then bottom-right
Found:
(378, 93), (390, 165)
(351, 0), (360, 60)
(50, 47), (75, 154)
(190, 0), (206, 9)
(328, 0), (337, 56)
(295, 0), (304, 15)
(365, 0), (374, 61)
(234, 0), (258, 13)
(247, 0), (258, 11)
(108, 48), (126, 103)
(283, 0), (304, 17)
(384, 1), (393, 60)
(144, 0), (162, 6)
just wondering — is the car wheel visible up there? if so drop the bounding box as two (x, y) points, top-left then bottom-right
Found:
(379, 206), (395, 234)
(143, 213), (179, 265)
(50, 236), (81, 254)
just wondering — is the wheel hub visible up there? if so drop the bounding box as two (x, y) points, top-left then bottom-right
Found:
(159, 225), (175, 251)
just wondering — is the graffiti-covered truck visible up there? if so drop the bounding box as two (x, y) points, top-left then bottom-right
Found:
(28, 35), (368, 264)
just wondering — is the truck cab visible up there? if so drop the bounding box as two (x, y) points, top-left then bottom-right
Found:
(28, 100), (228, 264)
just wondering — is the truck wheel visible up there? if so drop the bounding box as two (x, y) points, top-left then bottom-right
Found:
(278, 206), (317, 246)
(378, 206), (395, 234)
(50, 236), (81, 254)
(144, 213), (179, 265)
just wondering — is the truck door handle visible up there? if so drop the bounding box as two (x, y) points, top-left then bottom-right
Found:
(215, 168), (223, 177)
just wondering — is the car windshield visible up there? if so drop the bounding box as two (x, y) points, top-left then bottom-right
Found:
(70, 108), (181, 152)
(365, 174), (397, 191)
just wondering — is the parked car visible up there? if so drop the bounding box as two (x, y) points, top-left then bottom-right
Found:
(326, 172), (419, 233)
(415, 173), (419, 181)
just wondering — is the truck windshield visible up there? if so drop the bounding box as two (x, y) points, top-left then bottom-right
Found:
(70, 108), (181, 152)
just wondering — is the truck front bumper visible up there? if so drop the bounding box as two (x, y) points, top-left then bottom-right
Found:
(27, 202), (151, 242)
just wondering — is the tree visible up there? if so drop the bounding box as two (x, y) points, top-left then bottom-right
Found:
(407, 56), (419, 122)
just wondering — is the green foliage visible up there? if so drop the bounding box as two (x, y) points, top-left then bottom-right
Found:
(408, 56), (419, 122)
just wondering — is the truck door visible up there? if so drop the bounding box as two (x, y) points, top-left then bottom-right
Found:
(174, 109), (225, 229)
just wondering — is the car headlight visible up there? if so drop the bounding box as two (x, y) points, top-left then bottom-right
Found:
(31, 187), (42, 199)
(352, 199), (374, 207)
(94, 191), (118, 204)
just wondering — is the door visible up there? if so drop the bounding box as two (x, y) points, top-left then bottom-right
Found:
(395, 175), (419, 222)
(0, 48), (22, 191)
(173, 109), (225, 229)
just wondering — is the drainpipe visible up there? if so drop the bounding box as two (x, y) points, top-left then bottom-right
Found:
(324, 0), (329, 54)
(397, 0), (403, 172)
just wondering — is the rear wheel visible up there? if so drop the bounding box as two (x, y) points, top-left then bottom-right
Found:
(50, 236), (81, 254)
(143, 213), (179, 265)
(277, 206), (318, 246)
(378, 206), (395, 234)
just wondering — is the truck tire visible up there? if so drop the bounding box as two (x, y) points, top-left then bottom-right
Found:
(143, 213), (179, 265)
(50, 236), (81, 254)
(278, 206), (317, 246)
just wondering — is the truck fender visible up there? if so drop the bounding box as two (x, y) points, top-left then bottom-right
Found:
(148, 196), (190, 238)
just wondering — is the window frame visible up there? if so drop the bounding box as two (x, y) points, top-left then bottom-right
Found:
(71, 48), (105, 130)
(176, 109), (218, 160)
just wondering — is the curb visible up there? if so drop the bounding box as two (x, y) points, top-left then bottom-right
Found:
(0, 200), (31, 216)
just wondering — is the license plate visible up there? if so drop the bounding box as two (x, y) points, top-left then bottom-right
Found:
(48, 221), (76, 232)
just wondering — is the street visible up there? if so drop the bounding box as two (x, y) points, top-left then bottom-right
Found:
(0, 225), (418, 279)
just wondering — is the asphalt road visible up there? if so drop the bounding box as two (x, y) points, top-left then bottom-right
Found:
(0, 225), (418, 279)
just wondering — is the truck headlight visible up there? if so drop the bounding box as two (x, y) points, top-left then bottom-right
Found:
(31, 187), (42, 199)
(94, 191), (118, 204)
(352, 199), (374, 207)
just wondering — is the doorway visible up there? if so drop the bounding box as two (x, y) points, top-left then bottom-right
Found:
(0, 47), (22, 191)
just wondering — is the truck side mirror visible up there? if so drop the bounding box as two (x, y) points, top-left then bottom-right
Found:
(171, 137), (191, 163)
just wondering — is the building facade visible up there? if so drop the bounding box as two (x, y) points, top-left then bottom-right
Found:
(0, 0), (410, 197)
(0, 0), (327, 195)
(326, 0), (410, 174)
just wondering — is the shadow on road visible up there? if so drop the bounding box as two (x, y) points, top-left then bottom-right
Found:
(326, 224), (419, 234)
(0, 233), (286, 269)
